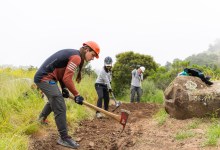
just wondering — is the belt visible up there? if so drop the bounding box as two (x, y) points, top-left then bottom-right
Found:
(95, 83), (107, 87)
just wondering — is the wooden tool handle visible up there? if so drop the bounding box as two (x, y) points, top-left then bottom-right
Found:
(69, 95), (120, 122)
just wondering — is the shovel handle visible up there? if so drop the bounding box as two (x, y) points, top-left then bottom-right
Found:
(69, 95), (121, 122)
(110, 92), (117, 102)
(110, 92), (116, 99)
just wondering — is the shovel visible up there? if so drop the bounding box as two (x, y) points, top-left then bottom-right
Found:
(110, 92), (121, 112)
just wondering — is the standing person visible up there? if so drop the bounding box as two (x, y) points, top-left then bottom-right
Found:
(34, 41), (100, 149)
(95, 56), (113, 118)
(130, 66), (145, 103)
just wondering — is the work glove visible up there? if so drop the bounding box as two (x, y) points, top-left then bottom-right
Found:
(74, 95), (84, 105)
(62, 88), (69, 98)
(108, 89), (113, 93)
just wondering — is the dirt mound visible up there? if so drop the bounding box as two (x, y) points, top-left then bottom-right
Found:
(29, 102), (160, 150)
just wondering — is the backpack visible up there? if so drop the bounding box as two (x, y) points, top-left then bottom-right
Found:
(184, 68), (213, 85)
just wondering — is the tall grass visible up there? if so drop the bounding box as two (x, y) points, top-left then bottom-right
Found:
(120, 79), (164, 103)
(0, 68), (97, 150)
(141, 80), (164, 104)
(0, 71), (41, 149)
(65, 75), (98, 128)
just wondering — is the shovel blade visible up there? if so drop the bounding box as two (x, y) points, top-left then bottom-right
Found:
(115, 101), (121, 107)
(112, 101), (122, 112)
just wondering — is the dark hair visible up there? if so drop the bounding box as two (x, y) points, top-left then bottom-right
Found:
(76, 46), (87, 83)
(76, 46), (95, 83)
(104, 66), (112, 72)
(76, 60), (84, 83)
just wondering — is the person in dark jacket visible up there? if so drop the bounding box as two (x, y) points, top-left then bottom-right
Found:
(95, 56), (113, 118)
(34, 41), (100, 149)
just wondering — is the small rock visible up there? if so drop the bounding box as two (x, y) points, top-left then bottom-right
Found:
(75, 137), (83, 142)
(89, 141), (95, 147)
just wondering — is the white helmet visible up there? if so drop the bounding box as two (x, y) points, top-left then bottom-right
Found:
(140, 66), (145, 72)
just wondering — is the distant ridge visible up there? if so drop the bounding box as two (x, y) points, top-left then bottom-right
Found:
(185, 39), (220, 67)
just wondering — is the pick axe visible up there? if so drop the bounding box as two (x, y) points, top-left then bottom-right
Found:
(69, 95), (130, 130)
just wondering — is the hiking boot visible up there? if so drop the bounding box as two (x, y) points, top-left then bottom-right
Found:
(57, 136), (79, 149)
(96, 112), (102, 119)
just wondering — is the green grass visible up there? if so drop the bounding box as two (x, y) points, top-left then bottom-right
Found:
(204, 123), (220, 146)
(186, 119), (202, 129)
(141, 80), (164, 104)
(0, 134), (28, 150)
(0, 69), (45, 149)
(175, 130), (195, 140)
(0, 68), (98, 150)
(173, 118), (220, 146)
(153, 108), (168, 126)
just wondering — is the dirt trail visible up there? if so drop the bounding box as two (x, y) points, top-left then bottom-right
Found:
(29, 102), (219, 150)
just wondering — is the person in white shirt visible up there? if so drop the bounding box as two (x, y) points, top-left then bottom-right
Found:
(130, 66), (145, 103)
(95, 56), (113, 118)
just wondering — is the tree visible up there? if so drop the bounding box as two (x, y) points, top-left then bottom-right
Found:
(185, 53), (219, 68)
(148, 60), (190, 90)
(112, 51), (158, 97)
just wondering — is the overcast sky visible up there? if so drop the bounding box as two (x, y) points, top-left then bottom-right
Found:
(1, 0), (220, 70)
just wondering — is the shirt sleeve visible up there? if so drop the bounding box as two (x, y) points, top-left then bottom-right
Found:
(131, 69), (136, 77)
(62, 55), (81, 96)
(100, 70), (112, 89)
(140, 73), (143, 81)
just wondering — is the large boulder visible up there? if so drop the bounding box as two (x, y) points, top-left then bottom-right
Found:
(164, 76), (220, 119)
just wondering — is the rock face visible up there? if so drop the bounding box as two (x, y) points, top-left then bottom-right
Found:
(164, 76), (220, 119)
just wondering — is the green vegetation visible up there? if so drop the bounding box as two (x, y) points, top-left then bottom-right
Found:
(0, 67), (97, 150)
(204, 122), (220, 146)
(119, 79), (164, 103)
(112, 51), (158, 97)
(0, 68), (42, 149)
(186, 119), (202, 129)
(112, 49), (220, 103)
(153, 108), (168, 126)
(175, 130), (195, 140)
(141, 80), (164, 104)
(185, 39), (220, 68)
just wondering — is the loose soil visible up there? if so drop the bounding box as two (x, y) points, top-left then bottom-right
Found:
(29, 102), (219, 150)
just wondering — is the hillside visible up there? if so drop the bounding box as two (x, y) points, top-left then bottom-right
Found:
(185, 40), (220, 67)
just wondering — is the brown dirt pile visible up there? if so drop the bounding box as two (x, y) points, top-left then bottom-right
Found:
(29, 102), (160, 150)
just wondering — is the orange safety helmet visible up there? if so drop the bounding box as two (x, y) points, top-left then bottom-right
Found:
(83, 41), (100, 58)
